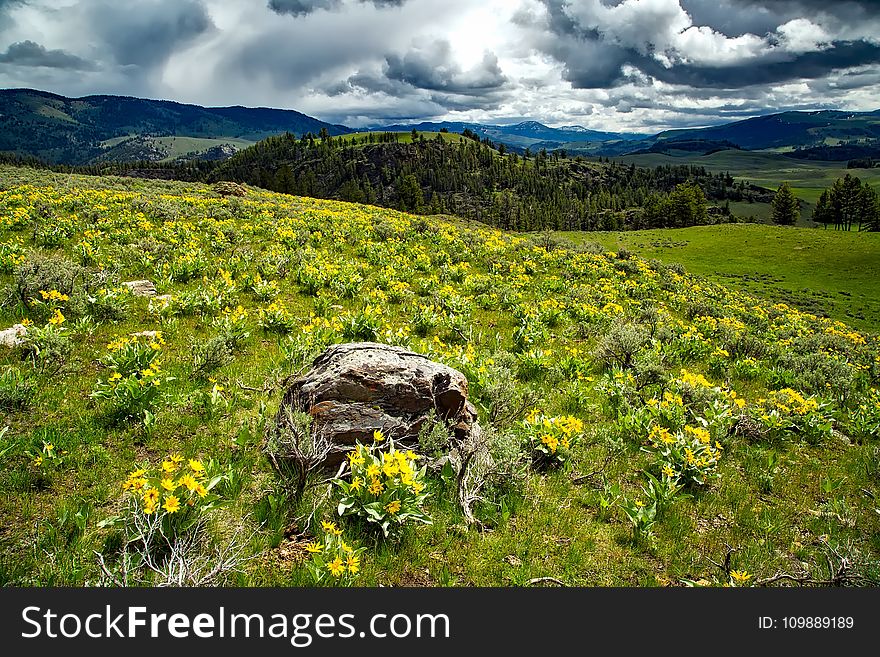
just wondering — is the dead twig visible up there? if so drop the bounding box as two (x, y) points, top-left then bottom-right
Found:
(706, 543), (735, 576)
(571, 450), (619, 485)
(528, 577), (567, 587)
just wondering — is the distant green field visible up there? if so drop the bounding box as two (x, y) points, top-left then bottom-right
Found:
(616, 150), (880, 221)
(563, 223), (880, 332)
(153, 136), (255, 161)
(100, 135), (255, 161)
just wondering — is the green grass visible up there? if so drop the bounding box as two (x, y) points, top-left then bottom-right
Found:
(1, 165), (879, 589)
(566, 223), (880, 332)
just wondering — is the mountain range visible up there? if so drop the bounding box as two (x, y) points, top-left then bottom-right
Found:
(0, 88), (351, 165)
(0, 88), (878, 166)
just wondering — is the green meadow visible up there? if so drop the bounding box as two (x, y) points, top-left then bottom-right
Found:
(1, 166), (878, 590)
(568, 224), (880, 333)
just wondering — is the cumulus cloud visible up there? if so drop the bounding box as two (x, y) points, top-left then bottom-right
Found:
(383, 40), (508, 94)
(528, 0), (880, 89)
(0, 0), (877, 132)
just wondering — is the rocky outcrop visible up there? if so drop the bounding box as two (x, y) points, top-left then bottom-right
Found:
(273, 342), (481, 467)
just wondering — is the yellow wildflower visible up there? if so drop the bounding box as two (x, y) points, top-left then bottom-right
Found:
(163, 495), (181, 514)
(328, 557), (345, 577)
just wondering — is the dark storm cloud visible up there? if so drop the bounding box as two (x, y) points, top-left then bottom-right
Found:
(734, 0), (880, 15)
(268, 0), (340, 16)
(639, 39), (880, 88)
(267, 0), (407, 16)
(0, 39), (96, 70)
(531, 0), (880, 91)
(86, 0), (212, 68)
(681, 0), (793, 35)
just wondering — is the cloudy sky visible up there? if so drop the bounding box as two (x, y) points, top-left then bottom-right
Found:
(0, 0), (878, 131)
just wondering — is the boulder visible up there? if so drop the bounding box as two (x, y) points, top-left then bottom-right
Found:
(213, 181), (248, 197)
(274, 342), (481, 467)
(122, 280), (157, 297)
(0, 324), (27, 348)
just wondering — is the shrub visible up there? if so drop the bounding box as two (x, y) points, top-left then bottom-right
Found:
(97, 456), (234, 586)
(12, 254), (81, 308)
(593, 320), (650, 370)
(91, 333), (174, 421)
(333, 435), (431, 538)
(191, 334), (234, 377)
(0, 366), (36, 410)
(304, 521), (366, 586)
(522, 410), (584, 469)
(191, 307), (250, 377)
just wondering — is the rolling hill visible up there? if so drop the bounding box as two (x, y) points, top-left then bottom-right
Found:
(0, 88), (352, 165)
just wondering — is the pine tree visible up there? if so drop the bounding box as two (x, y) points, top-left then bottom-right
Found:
(771, 182), (799, 225)
(813, 189), (833, 229)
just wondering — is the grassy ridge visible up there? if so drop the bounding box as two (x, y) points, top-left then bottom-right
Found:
(1, 166), (879, 588)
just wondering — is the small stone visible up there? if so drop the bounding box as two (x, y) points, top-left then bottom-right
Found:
(0, 324), (27, 348)
(122, 280), (157, 297)
(130, 330), (159, 338)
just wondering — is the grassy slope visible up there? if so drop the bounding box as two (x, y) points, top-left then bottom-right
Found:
(571, 224), (880, 333)
(1, 165), (879, 588)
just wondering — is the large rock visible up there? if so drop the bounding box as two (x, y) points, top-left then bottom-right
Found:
(274, 342), (481, 467)
(0, 324), (27, 348)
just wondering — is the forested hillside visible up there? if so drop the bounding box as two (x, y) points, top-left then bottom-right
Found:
(208, 132), (768, 231)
